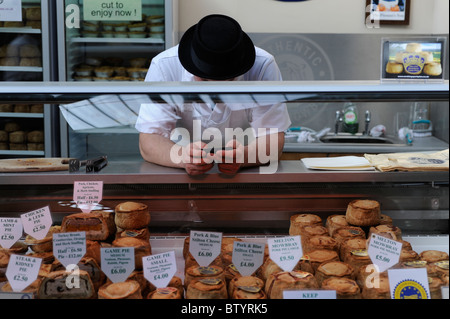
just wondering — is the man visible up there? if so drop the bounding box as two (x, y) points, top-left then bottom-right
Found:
(135, 14), (291, 175)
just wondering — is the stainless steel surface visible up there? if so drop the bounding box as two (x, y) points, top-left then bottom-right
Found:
(335, 110), (343, 135)
(0, 81), (448, 97)
(0, 160), (448, 185)
(0, 160), (447, 234)
(284, 135), (448, 154)
(364, 110), (371, 135)
(319, 133), (403, 145)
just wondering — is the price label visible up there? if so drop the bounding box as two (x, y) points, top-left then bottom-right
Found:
(143, 251), (177, 289)
(232, 241), (265, 277)
(388, 268), (430, 299)
(283, 290), (337, 299)
(73, 181), (103, 213)
(442, 286), (449, 299)
(5, 254), (42, 292)
(0, 218), (23, 249)
(189, 230), (222, 267)
(101, 247), (134, 283)
(53, 232), (86, 268)
(268, 236), (302, 272)
(0, 0), (23, 22)
(20, 206), (52, 240)
(368, 234), (402, 272)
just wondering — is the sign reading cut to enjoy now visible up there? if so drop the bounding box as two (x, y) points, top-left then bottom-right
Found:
(83, 0), (142, 21)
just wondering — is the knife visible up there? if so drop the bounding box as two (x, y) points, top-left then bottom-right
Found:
(69, 156), (107, 173)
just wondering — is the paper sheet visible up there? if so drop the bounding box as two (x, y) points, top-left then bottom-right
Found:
(301, 156), (375, 171)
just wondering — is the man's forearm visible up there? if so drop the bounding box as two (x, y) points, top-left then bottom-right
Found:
(243, 132), (285, 167)
(139, 133), (184, 169)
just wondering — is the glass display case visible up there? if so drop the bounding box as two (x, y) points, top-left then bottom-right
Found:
(0, 81), (448, 300)
(0, 0), (56, 158)
(56, 0), (177, 82)
(0, 0), (52, 81)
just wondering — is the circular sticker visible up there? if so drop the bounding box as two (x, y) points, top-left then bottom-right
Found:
(290, 271), (311, 279)
(199, 266), (219, 275)
(404, 261), (427, 268)
(394, 279), (429, 299)
(300, 255), (310, 261)
(156, 287), (177, 295)
(237, 286), (261, 293)
(229, 263), (238, 272)
(351, 249), (369, 257)
(435, 260), (449, 270)
(199, 278), (222, 285)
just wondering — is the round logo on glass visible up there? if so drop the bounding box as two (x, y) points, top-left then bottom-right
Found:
(257, 34), (334, 81)
(393, 279), (429, 299)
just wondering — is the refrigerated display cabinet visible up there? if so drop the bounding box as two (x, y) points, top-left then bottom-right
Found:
(0, 0), (57, 159)
(0, 81), (448, 299)
(56, 0), (177, 82)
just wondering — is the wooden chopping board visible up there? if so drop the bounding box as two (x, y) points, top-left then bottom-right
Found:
(0, 158), (71, 172)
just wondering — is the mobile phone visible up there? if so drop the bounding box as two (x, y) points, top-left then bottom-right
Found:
(207, 146), (234, 154)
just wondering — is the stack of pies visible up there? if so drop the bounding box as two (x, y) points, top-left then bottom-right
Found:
(98, 281), (142, 299)
(186, 278), (228, 299)
(265, 271), (319, 299)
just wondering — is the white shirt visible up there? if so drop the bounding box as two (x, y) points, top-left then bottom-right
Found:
(135, 45), (291, 145)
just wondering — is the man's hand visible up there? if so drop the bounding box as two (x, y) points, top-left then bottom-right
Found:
(182, 141), (214, 176)
(214, 139), (244, 175)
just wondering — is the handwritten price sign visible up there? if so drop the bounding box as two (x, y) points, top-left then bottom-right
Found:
(143, 251), (177, 289)
(268, 236), (302, 272)
(6, 255), (42, 292)
(0, 218), (23, 249)
(368, 233), (402, 272)
(189, 230), (222, 267)
(101, 247), (135, 283)
(20, 206), (52, 240)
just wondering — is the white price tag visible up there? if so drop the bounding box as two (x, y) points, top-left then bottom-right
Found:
(268, 236), (302, 272)
(388, 268), (431, 299)
(0, 218), (23, 249)
(189, 230), (222, 267)
(53, 232), (86, 268)
(143, 251), (177, 289)
(5, 254), (42, 292)
(283, 290), (337, 299)
(73, 181), (103, 213)
(232, 241), (265, 277)
(0, 0), (23, 22)
(101, 247), (135, 283)
(368, 233), (402, 272)
(20, 206), (52, 240)
(441, 286), (449, 299)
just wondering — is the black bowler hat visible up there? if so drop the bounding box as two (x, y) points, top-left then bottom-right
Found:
(178, 14), (256, 80)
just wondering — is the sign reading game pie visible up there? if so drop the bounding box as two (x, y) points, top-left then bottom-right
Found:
(143, 251), (177, 288)
(101, 247), (135, 283)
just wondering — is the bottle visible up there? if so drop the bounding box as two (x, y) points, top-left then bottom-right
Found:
(342, 103), (359, 134)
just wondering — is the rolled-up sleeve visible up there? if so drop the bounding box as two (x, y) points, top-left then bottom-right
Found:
(135, 103), (179, 138)
(249, 103), (291, 137)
